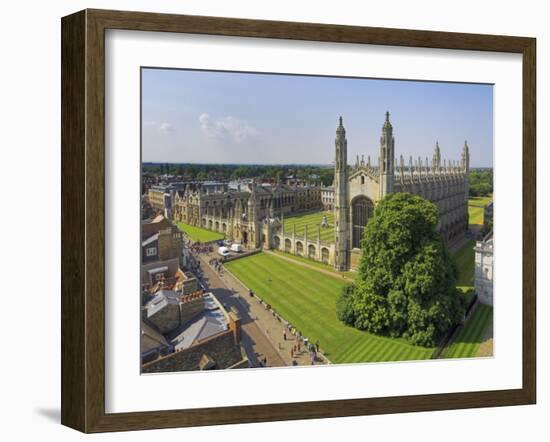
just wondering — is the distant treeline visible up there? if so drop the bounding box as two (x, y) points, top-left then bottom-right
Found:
(142, 163), (335, 186)
(469, 168), (493, 197)
(142, 163), (492, 195)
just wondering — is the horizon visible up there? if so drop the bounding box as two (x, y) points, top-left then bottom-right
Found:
(142, 69), (493, 168)
(142, 161), (494, 169)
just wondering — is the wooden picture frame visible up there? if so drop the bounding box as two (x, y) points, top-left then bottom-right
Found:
(61, 8), (536, 433)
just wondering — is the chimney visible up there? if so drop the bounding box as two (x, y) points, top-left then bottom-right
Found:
(228, 310), (242, 343)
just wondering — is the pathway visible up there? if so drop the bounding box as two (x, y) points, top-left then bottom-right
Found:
(198, 252), (326, 367)
(264, 250), (350, 282)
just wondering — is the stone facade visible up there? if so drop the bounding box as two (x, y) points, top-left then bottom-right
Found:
(321, 186), (334, 210)
(141, 215), (184, 264)
(333, 112), (470, 269)
(274, 216), (337, 266)
(474, 233), (494, 305)
(173, 180), (322, 248)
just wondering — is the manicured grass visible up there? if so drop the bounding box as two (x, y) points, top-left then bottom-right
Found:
(453, 238), (476, 292)
(176, 222), (224, 243)
(468, 195), (492, 226)
(271, 249), (355, 279)
(443, 304), (493, 359)
(226, 252), (434, 364)
(283, 211), (334, 243)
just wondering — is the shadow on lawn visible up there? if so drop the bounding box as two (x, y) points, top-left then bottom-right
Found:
(451, 312), (493, 345)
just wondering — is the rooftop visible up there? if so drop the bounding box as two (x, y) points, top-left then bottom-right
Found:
(168, 292), (229, 351)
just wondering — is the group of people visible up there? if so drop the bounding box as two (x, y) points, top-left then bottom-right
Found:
(209, 258), (225, 275)
(284, 326), (320, 365)
(190, 242), (212, 255)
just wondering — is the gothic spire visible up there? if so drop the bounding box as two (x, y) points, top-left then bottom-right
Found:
(433, 141), (441, 170)
(462, 140), (470, 172)
(383, 111), (392, 130)
(336, 115), (345, 136)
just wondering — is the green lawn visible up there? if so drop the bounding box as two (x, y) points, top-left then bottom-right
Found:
(271, 249), (355, 279)
(443, 304), (493, 359)
(226, 252), (434, 364)
(176, 222), (224, 243)
(283, 211), (335, 243)
(453, 238), (476, 292)
(468, 195), (492, 226)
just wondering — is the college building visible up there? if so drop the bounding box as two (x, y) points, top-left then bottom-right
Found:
(168, 112), (470, 271)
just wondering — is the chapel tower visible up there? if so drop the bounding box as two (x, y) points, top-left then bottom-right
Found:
(334, 116), (349, 271)
(379, 111), (395, 200)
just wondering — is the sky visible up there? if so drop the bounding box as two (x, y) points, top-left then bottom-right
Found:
(141, 68), (493, 167)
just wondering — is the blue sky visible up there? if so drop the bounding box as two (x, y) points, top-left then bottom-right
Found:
(142, 68), (493, 167)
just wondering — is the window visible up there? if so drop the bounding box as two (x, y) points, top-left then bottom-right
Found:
(146, 247), (157, 257)
(352, 196), (374, 248)
(154, 272), (164, 281)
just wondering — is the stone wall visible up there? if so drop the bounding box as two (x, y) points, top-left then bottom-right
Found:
(140, 257), (180, 285)
(148, 302), (181, 335)
(272, 234), (335, 266)
(142, 330), (247, 373)
(179, 297), (204, 326)
(142, 216), (173, 239)
(180, 276), (199, 295)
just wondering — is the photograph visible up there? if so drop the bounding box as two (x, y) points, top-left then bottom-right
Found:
(139, 68), (494, 373)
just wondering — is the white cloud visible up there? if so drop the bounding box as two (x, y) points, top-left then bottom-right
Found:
(159, 122), (175, 132)
(199, 112), (258, 142)
(143, 120), (175, 132)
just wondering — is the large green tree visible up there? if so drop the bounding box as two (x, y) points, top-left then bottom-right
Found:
(337, 192), (465, 347)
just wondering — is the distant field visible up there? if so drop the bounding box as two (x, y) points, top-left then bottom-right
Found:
(443, 304), (493, 359)
(468, 195), (492, 226)
(226, 252), (434, 364)
(176, 222), (224, 243)
(283, 211), (334, 243)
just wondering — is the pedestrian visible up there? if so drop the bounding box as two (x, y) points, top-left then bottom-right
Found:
(315, 339), (320, 352)
(283, 330), (286, 341)
(263, 357), (267, 366)
(290, 348), (294, 358)
(297, 342), (301, 352)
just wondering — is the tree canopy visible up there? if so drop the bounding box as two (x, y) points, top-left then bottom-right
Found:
(141, 162), (334, 186)
(469, 169), (493, 197)
(337, 192), (465, 347)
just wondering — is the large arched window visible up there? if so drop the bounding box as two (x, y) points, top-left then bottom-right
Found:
(351, 196), (374, 249)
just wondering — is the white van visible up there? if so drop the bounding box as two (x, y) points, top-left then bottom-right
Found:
(218, 246), (230, 258)
(230, 243), (242, 253)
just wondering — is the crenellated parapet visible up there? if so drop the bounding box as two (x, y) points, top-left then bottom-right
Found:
(394, 147), (469, 188)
